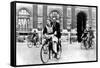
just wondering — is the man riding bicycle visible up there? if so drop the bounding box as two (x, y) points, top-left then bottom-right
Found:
(51, 17), (61, 58)
(31, 30), (38, 45)
(81, 28), (89, 47)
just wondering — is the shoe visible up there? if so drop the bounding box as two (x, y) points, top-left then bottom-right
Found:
(54, 53), (57, 58)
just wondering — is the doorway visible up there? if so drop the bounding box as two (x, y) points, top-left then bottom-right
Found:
(77, 11), (87, 42)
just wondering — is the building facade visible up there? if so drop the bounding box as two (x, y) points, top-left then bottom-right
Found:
(16, 3), (96, 34)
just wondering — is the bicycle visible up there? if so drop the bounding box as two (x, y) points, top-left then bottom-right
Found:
(27, 34), (40, 48)
(81, 36), (95, 49)
(81, 37), (89, 49)
(88, 37), (95, 49)
(40, 34), (62, 63)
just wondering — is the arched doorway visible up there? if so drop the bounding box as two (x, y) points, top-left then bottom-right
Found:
(77, 11), (87, 42)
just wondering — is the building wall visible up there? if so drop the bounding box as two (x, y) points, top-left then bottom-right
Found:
(16, 4), (96, 33)
(16, 3), (33, 32)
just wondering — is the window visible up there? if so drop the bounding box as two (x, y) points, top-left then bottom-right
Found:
(17, 8), (31, 32)
(49, 10), (60, 20)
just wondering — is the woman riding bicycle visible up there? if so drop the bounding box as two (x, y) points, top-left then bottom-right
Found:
(43, 18), (58, 59)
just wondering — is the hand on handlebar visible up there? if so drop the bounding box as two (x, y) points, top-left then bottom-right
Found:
(54, 31), (57, 35)
(44, 34), (54, 39)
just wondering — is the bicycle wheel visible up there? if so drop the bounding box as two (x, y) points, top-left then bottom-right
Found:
(40, 44), (49, 63)
(56, 44), (62, 60)
(35, 42), (40, 48)
(90, 40), (95, 49)
(85, 41), (89, 49)
(81, 40), (86, 49)
(27, 42), (33, 48)
(80, 41), (84, 49)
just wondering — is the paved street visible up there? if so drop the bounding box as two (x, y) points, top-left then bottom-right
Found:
(16, 40), (96, 65)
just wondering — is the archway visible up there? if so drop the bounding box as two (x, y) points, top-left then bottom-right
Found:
(77, 11), (87, 42)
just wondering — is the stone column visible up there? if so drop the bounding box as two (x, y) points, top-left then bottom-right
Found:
(43, 5), (47, 28)
(71, 6), (76, 29)
(33, 4), (38, 28)
(88, 7), (92, 27)
(63, 6), (67, 29)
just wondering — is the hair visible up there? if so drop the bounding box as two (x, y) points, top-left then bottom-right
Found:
(47, 18), (53, 26)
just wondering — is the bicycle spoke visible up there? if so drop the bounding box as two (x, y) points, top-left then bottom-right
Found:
(40, 45), (49, 63)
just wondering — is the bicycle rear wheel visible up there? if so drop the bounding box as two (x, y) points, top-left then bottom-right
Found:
(90, 40), (95, 49)
(81, 40), (88, 49)
(81, 40), (84, 49)
(85, 41), (89, 49)
(27, 42), (33, 48)
(40, 44), (49, 63)
(35, 42), (40, 48)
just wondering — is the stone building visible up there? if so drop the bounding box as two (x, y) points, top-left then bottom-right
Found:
(16, 3), (96, 41)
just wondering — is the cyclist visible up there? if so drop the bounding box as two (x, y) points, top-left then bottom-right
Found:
(43, 19), (56, 59)
(81, 28), (89, 47)
(88, 27), (95, 48)
(32, 30), (38, 45)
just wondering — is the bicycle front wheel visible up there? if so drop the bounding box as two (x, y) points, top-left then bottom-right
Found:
(35, 42), (40, 48)
(40, 44), (49, 64)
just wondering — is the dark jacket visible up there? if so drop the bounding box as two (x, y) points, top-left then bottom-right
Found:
(52, 22), (61, 39)
(43, 25), (55, 35)
(43, 22), (61, 39)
